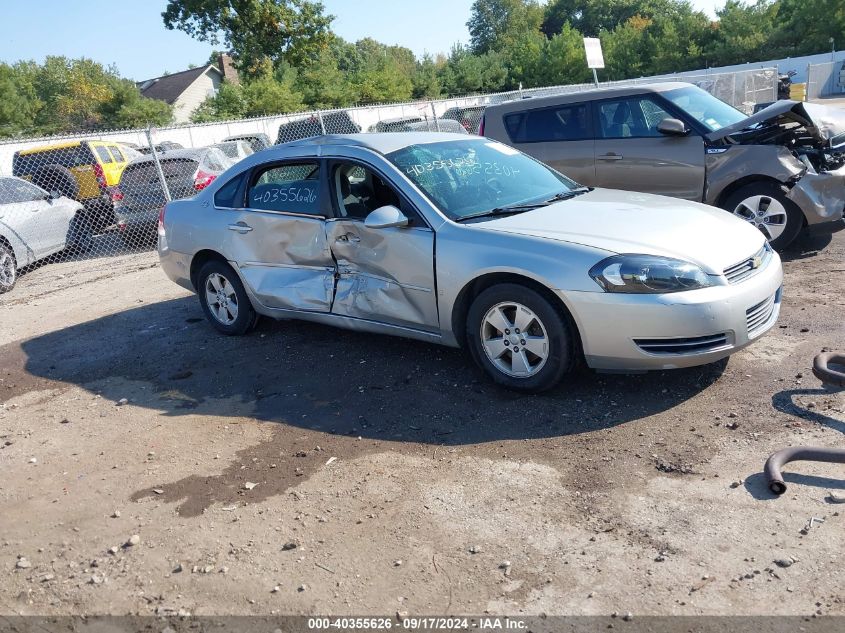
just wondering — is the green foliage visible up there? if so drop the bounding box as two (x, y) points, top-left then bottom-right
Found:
(467, 0), (544, 54)
(0, 57), (172, 138)
(162, 0), (334, 77)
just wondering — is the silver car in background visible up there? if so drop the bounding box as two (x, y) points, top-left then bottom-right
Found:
(0, 176), (88, 293)
(158, 134), (782, 392)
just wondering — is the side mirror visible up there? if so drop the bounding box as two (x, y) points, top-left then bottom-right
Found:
(657, 117), (689, 136)
(364, 205), (409, 230)
(48, 191), (61, 201)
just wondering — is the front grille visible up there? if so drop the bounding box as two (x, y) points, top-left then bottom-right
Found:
(723, 244), (771, 284)
(746, 291), (779, 335)
(634, 333), (730, 355)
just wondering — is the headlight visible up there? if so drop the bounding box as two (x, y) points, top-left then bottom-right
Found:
(588, 255), (713, 294)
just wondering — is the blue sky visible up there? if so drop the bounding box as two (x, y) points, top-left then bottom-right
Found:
(0, 0), (721, 81)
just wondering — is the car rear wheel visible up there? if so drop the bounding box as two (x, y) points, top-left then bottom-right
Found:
(466, 284), (574, 393)
(0, 243), (17, 294)
(197, 260), (257, 335)
(722, 182), (803, 251)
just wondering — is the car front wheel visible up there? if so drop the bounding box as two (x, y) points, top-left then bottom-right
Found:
(466, 283), (574, 393)
(197, 260), (257, 335)
(722, 182), (803, 251)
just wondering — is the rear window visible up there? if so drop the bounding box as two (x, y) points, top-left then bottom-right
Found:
(109, 147), (125, 163)
(504, 103), (590, 143)
(12, 145), (94, 176)
(214, 174), (245, 208)
(121, 158), (198, 189)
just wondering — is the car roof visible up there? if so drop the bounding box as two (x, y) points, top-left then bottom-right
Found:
(485, 81), (694, 113)
(281, 132), (478, 155)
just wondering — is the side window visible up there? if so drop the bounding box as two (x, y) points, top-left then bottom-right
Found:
(214, 173), (245, 208)
(94, 146), (114, 164)
(248, 162), (321, 215)
(205, 149), (228, 172)
(109, 147), (125, 163)
(598, 97), (671, 139)
(332, 162), (420, 223)
(0, 178), (45, 203)
(504, 103), (589, 143)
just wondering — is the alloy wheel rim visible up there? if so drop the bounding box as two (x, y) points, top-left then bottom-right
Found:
(732, 195), (787, 242)
(480, 301), (549, 378)
(205, 273), (239, 325)
(0, 252), (15, 288)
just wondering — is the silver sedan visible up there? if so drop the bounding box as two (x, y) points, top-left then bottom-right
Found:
(158, 133), (783, 392)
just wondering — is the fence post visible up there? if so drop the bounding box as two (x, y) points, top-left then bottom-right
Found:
(316, 110), (327, 135)
(430, 102), (440, 132)
(146, 127), (171, 203)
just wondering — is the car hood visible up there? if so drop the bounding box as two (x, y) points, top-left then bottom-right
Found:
(706, 100), (845, 148)
(476, 189), (765, 274)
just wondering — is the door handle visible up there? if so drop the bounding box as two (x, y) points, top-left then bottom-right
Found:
(598, 153), (623, 161)
(227, 222), (253, 234)
(336, 233), (360, 244)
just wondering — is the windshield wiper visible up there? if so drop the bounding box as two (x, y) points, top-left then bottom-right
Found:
(455, 204), (544, 222)
(544, 187), (592, 203)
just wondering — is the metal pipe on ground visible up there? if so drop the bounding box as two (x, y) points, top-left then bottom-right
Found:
(765, 447), (845, 495)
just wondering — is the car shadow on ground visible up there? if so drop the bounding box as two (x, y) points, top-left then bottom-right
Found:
(17, 297), (728, 516)
(780, 232), (834, 263)
(19, 296), (728, 446)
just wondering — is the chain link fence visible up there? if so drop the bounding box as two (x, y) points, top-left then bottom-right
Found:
(807, 61), (845, 101)
(0, 67), (775, 299)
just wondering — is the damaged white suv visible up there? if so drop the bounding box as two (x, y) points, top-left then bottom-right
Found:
(482, 83), (845, 250)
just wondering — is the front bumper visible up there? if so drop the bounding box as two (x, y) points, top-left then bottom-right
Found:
(562, 252), (783, 371)
(788, 164), (845, 227)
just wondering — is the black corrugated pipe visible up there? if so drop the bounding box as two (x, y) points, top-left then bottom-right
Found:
(765, 447), (845, 495)
(813, 352), (845, 388)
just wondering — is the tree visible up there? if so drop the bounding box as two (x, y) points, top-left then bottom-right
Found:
(705, 1), (772, 67)
(467, 0), (544, 54)
(771, 0), (844, 57)
(0, 64), (40, 138)
(539, 24), (592, 86)
(412, 54), (443, 99)
(191, 82), (247, 122)
(242, 72), (305, 115)
(162, 0), (334, 77)
(99, 79), (173, 129)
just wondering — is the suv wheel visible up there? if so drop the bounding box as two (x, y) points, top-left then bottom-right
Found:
(466, 283), (574, 393)
(0, 243), (17, 294)
(722, 182), (803, 251)
(197, 260), (257, 335)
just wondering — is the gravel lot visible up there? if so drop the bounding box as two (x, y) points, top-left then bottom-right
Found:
(1, 231), (844, 617)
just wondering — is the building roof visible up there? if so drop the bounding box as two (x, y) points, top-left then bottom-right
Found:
(138, 65), (222, 104)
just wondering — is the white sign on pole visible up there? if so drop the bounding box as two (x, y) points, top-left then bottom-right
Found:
(583, 37), (605, 69)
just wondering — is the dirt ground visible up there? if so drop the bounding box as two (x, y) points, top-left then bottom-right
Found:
(1, 231), (844, 618)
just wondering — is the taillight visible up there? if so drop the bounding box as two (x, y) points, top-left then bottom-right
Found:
(157, 204), (167, 237)
(109, 187), (123, 202)
(477, 115), (485, 136)
(93, 163), (107, 189)
(194, 170), (215, 191)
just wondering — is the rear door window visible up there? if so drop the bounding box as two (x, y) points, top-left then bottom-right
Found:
(248, 162), (321, 215)
(504, 103), (590, 143)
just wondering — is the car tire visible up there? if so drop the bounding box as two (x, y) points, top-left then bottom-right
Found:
(466, 283), (574, 393)
(66, 214), (93, 255)
(196, 260), (257, 336)
(31, 164), (80, 201)
(0, 242), (16, 294)
(722, 182), (803, 251)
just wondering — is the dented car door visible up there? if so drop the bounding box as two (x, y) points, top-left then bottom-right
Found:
(225, 160), (335, 312)
(325, 160), (438, 331)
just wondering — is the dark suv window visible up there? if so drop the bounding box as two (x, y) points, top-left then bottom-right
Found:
(248, 162), (321, 215)
(504, 103), (589, 143)
(12, 145), (95, 176)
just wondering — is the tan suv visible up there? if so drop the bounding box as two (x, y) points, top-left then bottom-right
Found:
(481, 82), (845, 250)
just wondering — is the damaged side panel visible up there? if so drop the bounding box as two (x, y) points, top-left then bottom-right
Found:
(226, 211), (335, 312)
(326, 220), (439, 331)
(704, 145), (805, 205)
(786, 164), (845, 225)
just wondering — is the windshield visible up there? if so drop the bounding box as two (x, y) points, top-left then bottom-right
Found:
(386, 139), (577, 220)
(662, 86), (747, 132)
